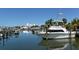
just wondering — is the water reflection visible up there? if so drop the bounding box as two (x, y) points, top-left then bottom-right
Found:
(0, 32), (20, 47)
(39, 38), (76, 50)
(14, 32), (19, 38)
(0, 31), (79, 50)
(0, 37), (2, 45)
(73, 37), (79, 48)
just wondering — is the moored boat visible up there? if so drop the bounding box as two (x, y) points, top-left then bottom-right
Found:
(23, 30), (32, 33)
(0, 33), (3, 36)
(37, 26), (76, 39)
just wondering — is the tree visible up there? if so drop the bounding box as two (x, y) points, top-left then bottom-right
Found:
(49, 18), (53, 26)
(71, 18), (77, 25)
(45, 18), (53, 27)
(62, 18), (67, 24)
(71, 18), (79, 30)
(65, 23), (71, 30)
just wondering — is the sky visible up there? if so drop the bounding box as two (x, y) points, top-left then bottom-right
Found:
(0, 8), (79, 26)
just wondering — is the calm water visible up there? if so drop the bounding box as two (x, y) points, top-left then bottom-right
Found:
(0, 31), (79, 50)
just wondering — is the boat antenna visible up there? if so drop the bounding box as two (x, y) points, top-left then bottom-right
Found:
(57, 12), (64, 20)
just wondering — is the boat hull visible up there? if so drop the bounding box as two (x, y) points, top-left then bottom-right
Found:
(37, 32), (76, 39)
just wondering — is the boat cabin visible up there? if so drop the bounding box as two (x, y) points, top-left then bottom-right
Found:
(47, 26), (68, 32)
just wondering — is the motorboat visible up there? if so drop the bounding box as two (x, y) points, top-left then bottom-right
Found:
(37, 26), (76, 39)
(0, 33), (3, 36)
(23, 30), (32, 33)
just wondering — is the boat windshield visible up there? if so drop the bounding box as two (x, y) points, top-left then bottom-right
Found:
(47, 30), (64, 32)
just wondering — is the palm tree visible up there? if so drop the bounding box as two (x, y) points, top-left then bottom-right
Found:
(71, 18), (79, 30)
(65, 23), (71, 30)
(45, 18), (53, 27)
(62, 18), (67, 24)
(71, 18), (77, 25)
(43, 18), (53, 40)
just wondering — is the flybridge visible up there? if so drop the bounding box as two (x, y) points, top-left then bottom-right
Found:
(52, 20), (64, 26)
(48, 26), (67, 32)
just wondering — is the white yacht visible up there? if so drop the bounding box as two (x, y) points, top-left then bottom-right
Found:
(37, 19), (76, 39)
(37, 26), (76, 39)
